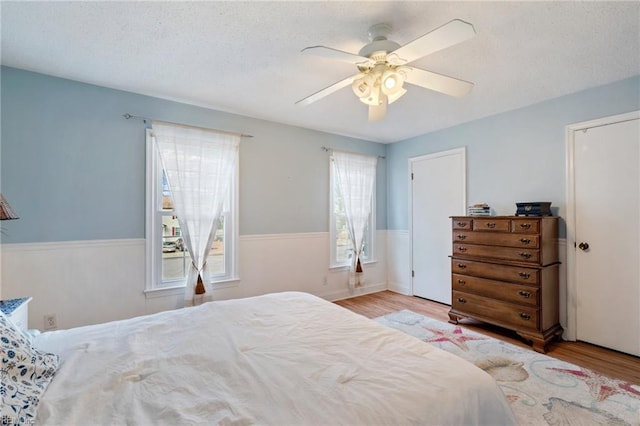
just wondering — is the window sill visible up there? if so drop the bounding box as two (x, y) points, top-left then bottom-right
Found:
(210, 277), (241, 289)
(145, 277), (240, 298)
(144, 285), (186, 299)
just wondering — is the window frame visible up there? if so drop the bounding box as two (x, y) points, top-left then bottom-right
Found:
(145, 129), (239, 296)
(329, 155), (376, 269)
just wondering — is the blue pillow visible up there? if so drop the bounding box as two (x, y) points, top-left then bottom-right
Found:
(0, 310), (58, 424)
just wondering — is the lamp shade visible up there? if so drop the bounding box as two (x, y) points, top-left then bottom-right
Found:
(351, 74), (375, 99)
(381, 69), (405, 96)
(387, 87), (407, 104)
(0, 194), (19, 220)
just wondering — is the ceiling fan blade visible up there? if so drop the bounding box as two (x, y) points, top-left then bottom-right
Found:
(404, 67), (474, 98)
(296, 73), (365, 106)
(368, 95), (388, 121)
(391, 19), (476, 64)
(301, 46), (373, 66)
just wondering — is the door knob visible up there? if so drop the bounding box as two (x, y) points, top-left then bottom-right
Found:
(578, 242), (590, 251)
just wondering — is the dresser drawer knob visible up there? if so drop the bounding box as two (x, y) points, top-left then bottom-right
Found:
(457, 222), (467, 228)
(519, 252), (532, 259)
(457, 235), (466, 240)
(518, 272), (530, 279)
(457, 264), (467, 269)
(519, 223), (532, 230)
(518, 290), (532, 298)
(457, 279), (466, 285)
(457, 297), (466, 304)
(519, 312), (531, 320)
(486, 222), (496, 228)
(458, 246), (467, 252)
(520, 238), (531, 244)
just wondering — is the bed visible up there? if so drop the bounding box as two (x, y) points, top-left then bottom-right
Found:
(6, 291), (516, 424)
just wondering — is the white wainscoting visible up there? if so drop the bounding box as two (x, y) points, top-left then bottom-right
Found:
(210, 230), (388, 302)
(1, 231), (389, 330)
(386, 230), (411, 295)
(1, 239), (148, 330)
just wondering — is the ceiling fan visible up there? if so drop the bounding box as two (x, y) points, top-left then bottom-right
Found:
(296, 19), (476, 121)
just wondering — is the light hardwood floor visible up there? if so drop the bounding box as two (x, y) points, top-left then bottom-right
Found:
(335, 290), (640, 385)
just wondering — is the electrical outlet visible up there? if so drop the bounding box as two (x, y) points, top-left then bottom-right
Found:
(44, 314), (57, 331)
(323, 276), (328, 286)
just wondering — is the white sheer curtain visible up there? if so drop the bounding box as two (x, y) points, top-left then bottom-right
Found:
(152, 121), (239, 304)
(332, 151), (377, 288)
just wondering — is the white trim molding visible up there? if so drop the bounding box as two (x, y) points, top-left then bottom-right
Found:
(564, 110), (640, 341)
(408, 147), (466, 298)
(2, 238), (143, 252)
(239, 232), (326, 241)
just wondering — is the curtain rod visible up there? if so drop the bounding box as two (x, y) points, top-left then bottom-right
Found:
(123, 113), (253, 138)
(321, 146), (385, 159)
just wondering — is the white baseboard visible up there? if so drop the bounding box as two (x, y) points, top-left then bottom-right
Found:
(387, 281), (411, 296)
(322, 281), (388, 302)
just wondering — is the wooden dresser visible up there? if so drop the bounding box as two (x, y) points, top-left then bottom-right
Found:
(448, 216), (562, 353)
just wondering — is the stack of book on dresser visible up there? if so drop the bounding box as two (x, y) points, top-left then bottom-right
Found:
(467, 203), (491, 216)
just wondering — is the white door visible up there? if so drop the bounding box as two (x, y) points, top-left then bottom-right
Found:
(574, 116), (640, 356)
(411, 148), (466, 304)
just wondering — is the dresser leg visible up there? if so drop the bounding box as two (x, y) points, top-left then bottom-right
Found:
(515, 332), (547, 353)
(448, 312), (460, 325)
(518, 325), (564, 354)
(530, 338), (547, 354)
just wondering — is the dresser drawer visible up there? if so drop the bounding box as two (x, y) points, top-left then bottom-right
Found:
(449, 216), (561, 353)
(452, 218), (473, 230)
(511, 218), (540, 234)
(454, 243), (540, 263)
(452, 291), (540, 331)
(451, 258), (540, 285)
(453, 230), (539, 248)
(472, 218), (510, 232)
(452, 274), (539, 306)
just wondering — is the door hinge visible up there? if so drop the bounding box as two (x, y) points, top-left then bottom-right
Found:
(412, 270), (415, 277)
(411, 172), (414, 180)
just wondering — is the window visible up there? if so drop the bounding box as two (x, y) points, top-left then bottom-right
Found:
(145, 129), (238, 293)
(329, 156), (376, 268)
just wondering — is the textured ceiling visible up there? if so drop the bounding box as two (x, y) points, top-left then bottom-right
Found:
(2, 1), (639, 143)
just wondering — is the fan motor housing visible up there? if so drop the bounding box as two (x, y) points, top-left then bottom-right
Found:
(358, 40), (401, 59)
(358, 23), (400, 59)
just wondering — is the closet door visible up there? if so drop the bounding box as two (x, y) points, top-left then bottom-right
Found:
(410, 148), (466, 304)
(574, 116), (640, 356)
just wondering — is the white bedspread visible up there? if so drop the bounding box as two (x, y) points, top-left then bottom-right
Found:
(34, 291), (516, 425)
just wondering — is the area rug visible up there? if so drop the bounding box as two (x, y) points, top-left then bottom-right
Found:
(375, 310), (640, 426)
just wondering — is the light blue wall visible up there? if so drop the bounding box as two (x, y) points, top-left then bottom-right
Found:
(0, 67), (387, 243)
(3, 66), (638, 244)
(387, 75), (640, 236)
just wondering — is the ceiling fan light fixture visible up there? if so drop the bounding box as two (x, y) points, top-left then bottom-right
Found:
(351, 74), (374, 98)
(381, 69), (405, 96)
(387, 87), (407, 104)
(359, 84), (380, 106)
(297, 18), (476, 121)
(384, 75), (397, 89)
